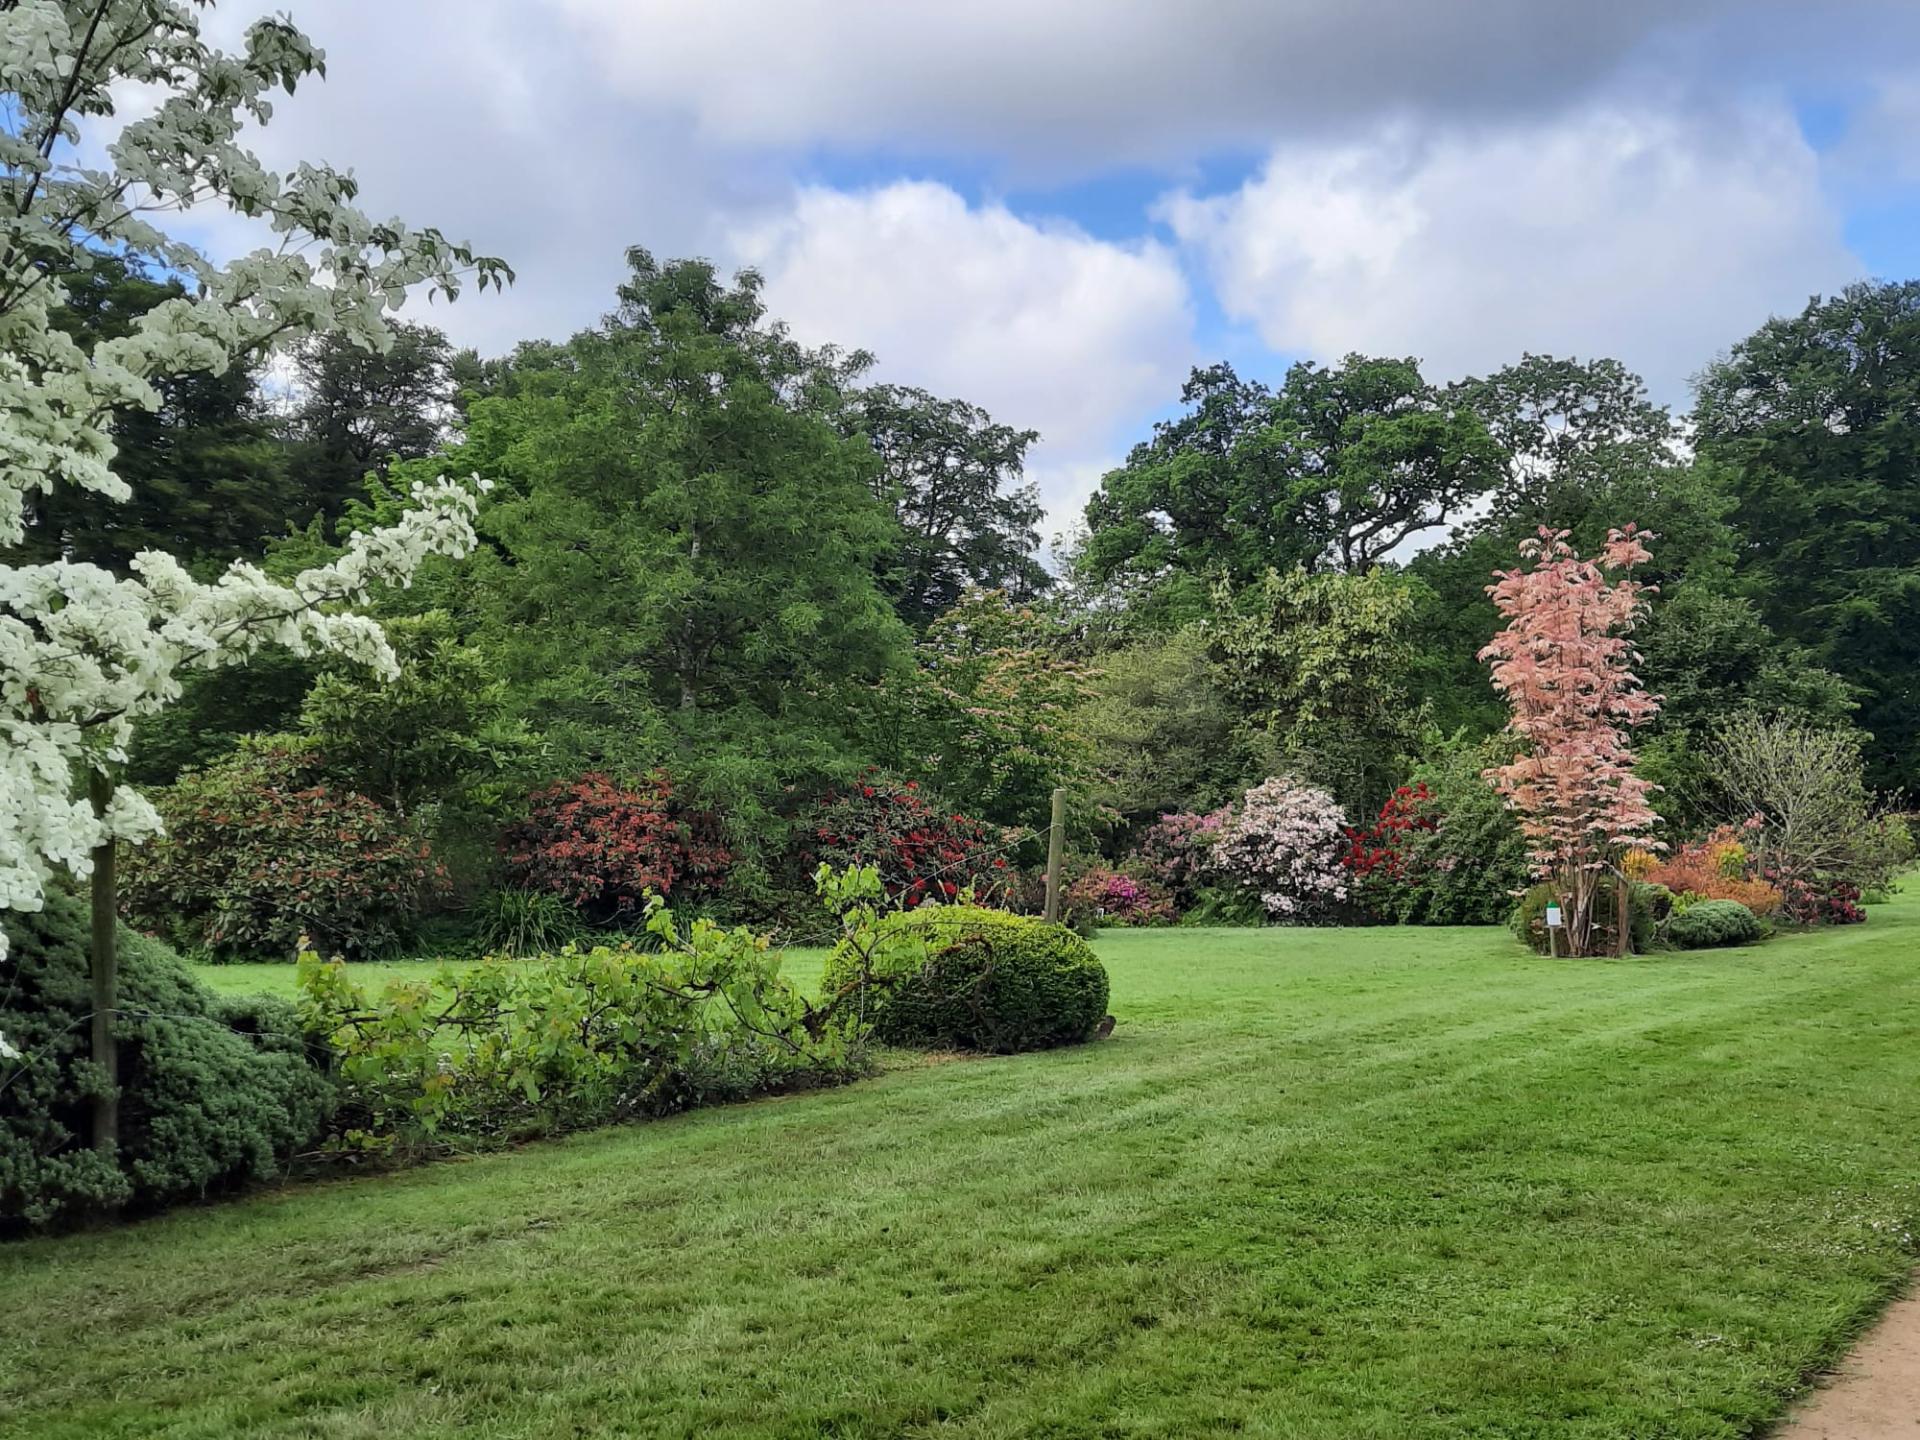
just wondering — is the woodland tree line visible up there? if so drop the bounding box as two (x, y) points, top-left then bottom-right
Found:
(14, 246), (1914, 956)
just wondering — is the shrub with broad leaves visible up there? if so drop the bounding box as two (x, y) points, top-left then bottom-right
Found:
(1129, 809), (1229, 905)
(1340, 783), (1438, 919)
(804, 771), (1008, 909)
(1063, 864), (1176, 928)
(1213, 775), (1352, 922)
(1392, 737), (1534, 926)
(299, 900), (859, 1155)
(502, 773), (730, 923)
(121, 738), (442, 961)
(1761, 869), (1867, 926)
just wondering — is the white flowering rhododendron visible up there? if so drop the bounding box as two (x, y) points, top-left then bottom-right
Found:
(1212, 775), (1352, 921)
(0, 1), (510, 1053)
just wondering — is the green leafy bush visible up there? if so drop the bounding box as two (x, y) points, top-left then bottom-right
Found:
(826, 905), (1110, 1053)
(1, 888), (332, 1231)
(1667, 898), (1766, 949)
(121, 737), (442, 960)
(1512, 880), (1667, 956)
(1393, 736), (1533, 925)
(298, 904), (860, 1153)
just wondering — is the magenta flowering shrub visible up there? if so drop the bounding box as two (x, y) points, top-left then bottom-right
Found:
(1064, 865), (1176, 927)
(1130, 809), (1229, 904)
(1212, 776), (1352, 921)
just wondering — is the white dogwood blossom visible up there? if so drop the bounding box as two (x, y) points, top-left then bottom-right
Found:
(0, 3), (509, 1042)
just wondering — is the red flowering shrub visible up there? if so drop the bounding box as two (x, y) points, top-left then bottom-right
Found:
(502, 773), (730, 921)
(1063, 864), (1176, 928)
(122, 738), (443, 960)
(805, 771), (1006, 909)
(1340, 784), (1437, 918)
(1341, 784), (1438, 880)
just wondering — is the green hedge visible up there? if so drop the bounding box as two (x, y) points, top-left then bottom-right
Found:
(1, 888), (332, 1231)
(1668, 899), (1766, 950)
(832, 906), (1110, 1053)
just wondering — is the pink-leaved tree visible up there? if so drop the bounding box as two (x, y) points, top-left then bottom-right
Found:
(1479, 527), (1663, 956)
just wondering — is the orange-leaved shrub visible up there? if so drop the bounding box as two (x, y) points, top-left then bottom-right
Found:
(1641, 824), (1781, 916)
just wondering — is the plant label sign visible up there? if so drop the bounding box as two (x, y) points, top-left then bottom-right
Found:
(1545, 904), (1564, 929)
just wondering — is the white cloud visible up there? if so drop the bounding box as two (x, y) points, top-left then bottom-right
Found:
(730, 182), (1195, 526)
(150, 0), (796, 358)
(548, 1), (1920, 175)
(1159, 102), (1862, 398)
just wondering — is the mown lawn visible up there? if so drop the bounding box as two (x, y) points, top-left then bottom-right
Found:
(6, 899), (1920, 1439)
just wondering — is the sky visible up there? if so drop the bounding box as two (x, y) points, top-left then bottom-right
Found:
(180, 1), (1920, 540)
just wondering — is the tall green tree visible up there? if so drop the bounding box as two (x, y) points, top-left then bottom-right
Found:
(285, 319), (455, 526)
(1206, 566), (1425, 815)
(1410, 356), (1752, 739)
(865, 588), (1093, 829)
(845, 385), (1047, 628)
(4, 255), (288, 571)
(1077, 625), (1265, 826)
(1255, 354), (1504, 573)
(1078, 355), (1499, 625)
(1694, 281), (1920, 791)
(1078, 362), (1279, 625)
(448, 250), (910, 851)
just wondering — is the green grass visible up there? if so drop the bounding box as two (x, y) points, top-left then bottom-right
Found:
(7, 902), (1920, 1438)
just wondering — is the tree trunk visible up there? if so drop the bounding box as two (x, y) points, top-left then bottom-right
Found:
(679, 527), (700, 712)
(88, 769), (119, 1156)
(1616, 869), (1632, 958)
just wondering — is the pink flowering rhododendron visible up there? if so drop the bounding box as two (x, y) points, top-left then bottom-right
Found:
(1479, 526), (1662, 956)
(1212, 776), (1351, 921)
(1131, 808), (1230, 903)
(1064, 864), (1176, 926)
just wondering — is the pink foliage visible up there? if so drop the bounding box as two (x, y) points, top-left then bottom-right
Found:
(1479, 526), (1663, 955)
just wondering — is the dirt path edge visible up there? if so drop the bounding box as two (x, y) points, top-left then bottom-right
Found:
(1773, 1286), (1920, 1437)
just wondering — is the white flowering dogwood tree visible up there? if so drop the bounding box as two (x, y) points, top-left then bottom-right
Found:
(0, 1), (509, 1139)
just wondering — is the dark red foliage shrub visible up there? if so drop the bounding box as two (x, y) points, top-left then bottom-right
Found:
(1339, 783), (1439, 920)
(804, 771), (1006, 909)
(122, 738), (443, 960)
(1762, 865), (1866, 926)
(502, 772), (730, 921)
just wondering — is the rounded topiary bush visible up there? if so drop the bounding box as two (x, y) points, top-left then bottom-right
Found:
(1668, 898), (1766, 950)
(841, 906), (1110, 1053)
(1, 888), (333, 1231)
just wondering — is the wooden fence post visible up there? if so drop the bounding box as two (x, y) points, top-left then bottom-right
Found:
(1043, 787), (1066, 924)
